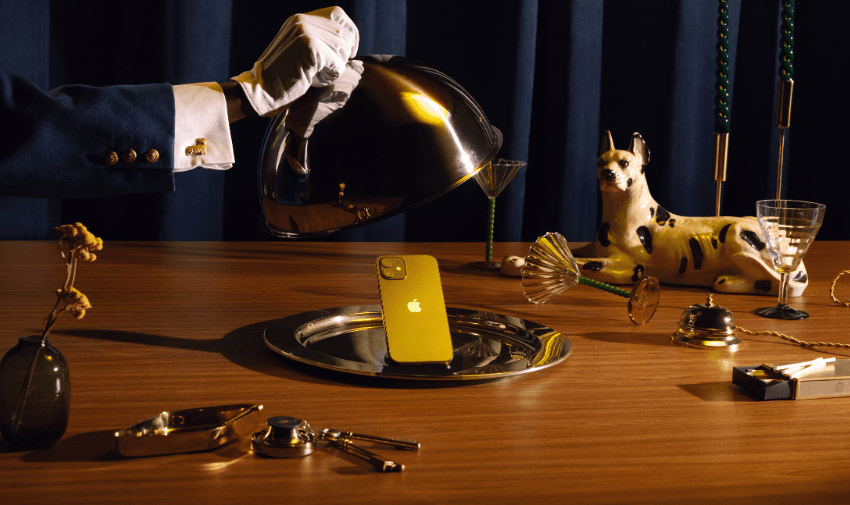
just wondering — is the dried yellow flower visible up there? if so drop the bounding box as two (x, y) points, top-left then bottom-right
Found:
(53, 222), (103, 262)
(56, 287), (92, 319)
(41, 222), (102, 340)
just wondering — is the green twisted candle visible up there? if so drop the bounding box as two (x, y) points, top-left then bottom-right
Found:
(714, 0), (731, 134)
(779, 0), (794, 80)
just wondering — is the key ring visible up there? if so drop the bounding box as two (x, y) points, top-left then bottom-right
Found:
(251, 416), (417, 472)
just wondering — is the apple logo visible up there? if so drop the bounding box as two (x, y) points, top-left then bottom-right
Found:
(407, 299), (421, 313)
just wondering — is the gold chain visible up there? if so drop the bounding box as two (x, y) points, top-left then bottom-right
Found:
(735, 326), (850, 349)
(830, 270), (850, 307)
(733, 271), (850, 349)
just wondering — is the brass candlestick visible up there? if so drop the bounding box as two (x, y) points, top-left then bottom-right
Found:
(713, 132), (729, 216)
(774, 79), (794, 199)
(774, 0), (794, 199)
(712, 0), (731, 216)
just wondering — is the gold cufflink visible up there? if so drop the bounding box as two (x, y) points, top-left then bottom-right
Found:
(144, 149), (160, 163)
(122, 149), (137, 163)
(105, 151), (119, 165)
(185, 138), (208, 156)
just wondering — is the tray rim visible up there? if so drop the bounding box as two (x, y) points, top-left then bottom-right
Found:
(263, 305), (571, 381)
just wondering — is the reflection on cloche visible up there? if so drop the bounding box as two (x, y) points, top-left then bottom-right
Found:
(258, 55), (503, 238)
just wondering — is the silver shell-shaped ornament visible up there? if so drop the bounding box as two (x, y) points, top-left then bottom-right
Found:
(115, 404), (263, 457)
(521, 232), (580, 304)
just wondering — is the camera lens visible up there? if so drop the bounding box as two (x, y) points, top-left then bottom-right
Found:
(379, 257), (406, 280)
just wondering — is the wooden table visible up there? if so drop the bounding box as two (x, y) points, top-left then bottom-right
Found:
(1, 241), (850, 504)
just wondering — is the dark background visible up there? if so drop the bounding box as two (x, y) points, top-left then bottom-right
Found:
(1, 0), (848, 242)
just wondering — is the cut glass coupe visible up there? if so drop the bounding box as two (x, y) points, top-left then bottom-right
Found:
(754, 200), (826, 320)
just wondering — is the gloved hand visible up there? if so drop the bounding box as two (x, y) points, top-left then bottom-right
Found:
(232, 6), (359, 117)
(286, 60), (364, 138)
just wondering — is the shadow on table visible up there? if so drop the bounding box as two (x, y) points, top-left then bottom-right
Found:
(441, 263), (505, 278)
(579, 331), (674, 347)
(53, 324), (507, 390)
(677, 382), (759, 402)
(11, 430), (122, 462)
(6, 429), (254, 463)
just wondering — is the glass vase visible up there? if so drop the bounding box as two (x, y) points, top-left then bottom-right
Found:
(0, 336), (71, 449)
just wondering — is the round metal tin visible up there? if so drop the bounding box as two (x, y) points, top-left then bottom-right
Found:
(251, 416), (316, 458)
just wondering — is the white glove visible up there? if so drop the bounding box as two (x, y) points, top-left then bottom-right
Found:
(232, 6), (359, 117)
(286, 60), (364, 138)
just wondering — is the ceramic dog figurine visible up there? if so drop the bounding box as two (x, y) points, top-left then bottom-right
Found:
(570, 131), (808, 296)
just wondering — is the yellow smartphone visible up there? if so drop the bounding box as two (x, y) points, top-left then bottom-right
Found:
(376, 255), (453, 365)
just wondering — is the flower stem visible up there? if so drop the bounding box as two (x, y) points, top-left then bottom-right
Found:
(64, 247), (78, 292)
(41, 310), (65, 341)
(42, 247), (77, 341)
(11, 339), (45, 434)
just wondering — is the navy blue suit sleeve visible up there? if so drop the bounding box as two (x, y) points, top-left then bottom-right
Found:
(0, 73), (176, 199)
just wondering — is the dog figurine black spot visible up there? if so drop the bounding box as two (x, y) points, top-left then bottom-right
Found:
(571, 131), (808, 297)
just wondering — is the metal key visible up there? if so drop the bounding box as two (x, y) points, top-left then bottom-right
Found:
(333, 438), (404, 473)
(319, 428), (420, 450)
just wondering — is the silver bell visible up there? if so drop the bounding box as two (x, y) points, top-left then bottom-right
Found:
(671, 294), (741, 350)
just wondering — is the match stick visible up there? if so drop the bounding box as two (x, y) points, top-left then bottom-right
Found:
(787, 360), (827, 380)
(773, 357), (835, 371)
(779, 365), (805, 378)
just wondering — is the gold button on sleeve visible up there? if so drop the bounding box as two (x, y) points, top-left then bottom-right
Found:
(144, 149), (160, 163)
(105, 151), (119, 165)
(122, 149), (137, 163)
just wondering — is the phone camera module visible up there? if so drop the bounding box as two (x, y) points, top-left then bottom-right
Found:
(379, 257), (406, 280)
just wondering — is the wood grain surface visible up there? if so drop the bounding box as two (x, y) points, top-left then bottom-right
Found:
(1, 241), (850, 504)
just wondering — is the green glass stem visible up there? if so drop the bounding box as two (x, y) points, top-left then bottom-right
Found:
(485, 197), (495, 263)
(577, 275), (631, 299)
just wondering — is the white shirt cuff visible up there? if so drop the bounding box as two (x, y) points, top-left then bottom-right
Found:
(172, 83), (235, 172)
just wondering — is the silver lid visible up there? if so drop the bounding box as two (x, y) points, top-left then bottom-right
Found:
(258, 55), (502, 238)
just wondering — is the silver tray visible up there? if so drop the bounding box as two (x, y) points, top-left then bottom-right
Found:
(264, 306), (571, 380)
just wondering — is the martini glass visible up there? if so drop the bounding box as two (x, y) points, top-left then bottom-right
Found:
(754, 200), (825, 320)
(521, 232), (660, 325)
(470, 159), (527, 269)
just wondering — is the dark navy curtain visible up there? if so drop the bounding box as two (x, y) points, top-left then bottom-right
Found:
(2, 0), (848, 241)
